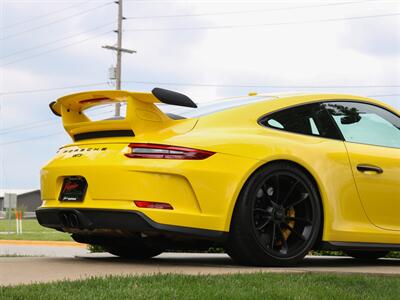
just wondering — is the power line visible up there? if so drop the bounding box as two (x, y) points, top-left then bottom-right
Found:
(367, 93), (400, 98)
(2, 82), (399, 96)
(0, 1), (92, 30)
(0, 119), (56, 134)
(1, 82), (109, 96)
(0, 102), (123, 135)
(0, 109), (115, 138)
(0, 132), (64, 146)
(126, 0), (374, 20)
(0, 2), (113, 40)
(0, 121), (58, 135)
(1, 22), (114, 59)
(0, 130), (64, 145)
(0, 30), (113, 67)
(2, 81), (399, 97)
(124, 80), (400, 89)
(125, 12), (400, 32)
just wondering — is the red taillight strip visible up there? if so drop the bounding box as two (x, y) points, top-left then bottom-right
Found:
(125, 143), (215, 160)
(134, 201), (173, 210)
(79, 97), (111, 104)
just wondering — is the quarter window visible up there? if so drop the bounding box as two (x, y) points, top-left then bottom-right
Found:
(324, 102), (400, 148)
(261, 103), (342, 140)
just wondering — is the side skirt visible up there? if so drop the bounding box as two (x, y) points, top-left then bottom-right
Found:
(320, 241), (400, 252)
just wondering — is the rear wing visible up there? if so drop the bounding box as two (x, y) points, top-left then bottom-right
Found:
(49, 88), (197, 140)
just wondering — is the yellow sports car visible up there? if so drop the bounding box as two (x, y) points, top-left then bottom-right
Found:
(37, 88), (400, 266)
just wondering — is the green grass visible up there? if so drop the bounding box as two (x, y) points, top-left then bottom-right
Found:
(0, 219), (72, 241)
(1, 273), (400, 300)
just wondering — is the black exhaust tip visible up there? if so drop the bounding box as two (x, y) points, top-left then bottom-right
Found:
(59, 212), (82, 229)
(60, 213), (70, 228)
(69, 213), (80, 228)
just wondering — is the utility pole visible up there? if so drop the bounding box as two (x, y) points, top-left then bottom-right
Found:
(102, 0), (136, 117)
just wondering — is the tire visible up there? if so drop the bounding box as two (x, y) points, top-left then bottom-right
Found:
(226, 162), (322, 266)
(346, 251), (388, 260)
(104, 240), (164, 259)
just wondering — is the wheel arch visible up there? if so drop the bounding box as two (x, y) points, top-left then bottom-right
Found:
(226, 159), (325, 249)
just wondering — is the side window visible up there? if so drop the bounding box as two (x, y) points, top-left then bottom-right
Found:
(324, 102), (400, 148)
(261, 103), (342, 139)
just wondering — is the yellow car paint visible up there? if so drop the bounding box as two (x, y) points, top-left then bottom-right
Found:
(40, 91), (400, 245)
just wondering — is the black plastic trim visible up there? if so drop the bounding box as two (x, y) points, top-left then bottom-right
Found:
(74, 130), (135, 141)
(49, 101), (61, 117)
(35, 207), (227, 241)
(152, 88), (197, 108)
(320, 241), (400, 251)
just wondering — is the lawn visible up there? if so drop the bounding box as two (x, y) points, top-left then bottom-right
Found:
(0, 219), (72, 241)
(1, 273), (400, 300)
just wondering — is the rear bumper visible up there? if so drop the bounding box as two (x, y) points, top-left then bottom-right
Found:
(36, 207), (227, 241)
(41, 147), (261, 232)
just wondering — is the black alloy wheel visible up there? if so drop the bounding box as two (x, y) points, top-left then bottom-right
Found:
(227, 162), (322, 266)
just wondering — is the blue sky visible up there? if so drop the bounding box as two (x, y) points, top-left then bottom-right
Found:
(0, 0), (399, 189)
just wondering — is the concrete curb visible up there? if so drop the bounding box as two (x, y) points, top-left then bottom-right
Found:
(0, 240), (86, 248)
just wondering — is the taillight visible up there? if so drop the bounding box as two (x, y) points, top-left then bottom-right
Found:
(134, 201), (173, 210)
(125, 143), (215, 160)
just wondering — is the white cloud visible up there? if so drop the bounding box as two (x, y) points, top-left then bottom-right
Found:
(0, 0), (399, 188)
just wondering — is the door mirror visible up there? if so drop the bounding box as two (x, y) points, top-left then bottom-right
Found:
(341, 114), (361, 125)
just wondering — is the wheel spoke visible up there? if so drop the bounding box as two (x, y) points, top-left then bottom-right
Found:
(278, 224), (288, 254)
(256, 217), (272, 230)
(283, 222), (306, 241)
(253, 208), (269, 214)
(270, 223), (277, 248)
(282, 180), (299, 206)
(285, 216), (312, 225)
(285, 193), (309, 209)
(271, 175), (280, 204)
(251, 170), (316, 258)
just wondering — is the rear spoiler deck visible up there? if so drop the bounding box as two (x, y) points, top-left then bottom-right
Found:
(49, 88), (196, 116)
(49, 88), (197, 140)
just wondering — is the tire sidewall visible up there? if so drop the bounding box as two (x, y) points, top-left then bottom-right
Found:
(233, 162), (322, 265)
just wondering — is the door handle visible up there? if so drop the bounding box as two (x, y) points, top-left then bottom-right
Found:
(357, 164), (383, 174)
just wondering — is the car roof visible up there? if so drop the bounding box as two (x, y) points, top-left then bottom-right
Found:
(166, 92), (398, 120)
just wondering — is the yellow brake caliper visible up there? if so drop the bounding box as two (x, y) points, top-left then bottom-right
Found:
(281, 208), (296, 241)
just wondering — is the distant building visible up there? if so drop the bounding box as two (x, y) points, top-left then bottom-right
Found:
(0, 189), (41, 213)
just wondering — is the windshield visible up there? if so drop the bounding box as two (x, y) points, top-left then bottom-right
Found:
(157, 95), (274, 119)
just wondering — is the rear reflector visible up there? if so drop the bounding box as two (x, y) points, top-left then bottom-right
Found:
(125, 143), (215, 160)
(79, 97), (111, 104)
(134, 201), (173, 210)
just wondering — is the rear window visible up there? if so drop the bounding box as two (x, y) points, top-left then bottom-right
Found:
(158, 95), (273, 119)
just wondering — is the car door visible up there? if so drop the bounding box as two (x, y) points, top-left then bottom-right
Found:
(325, 101), (400, 231)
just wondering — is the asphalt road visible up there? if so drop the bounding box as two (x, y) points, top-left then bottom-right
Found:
(1, 252), (400, 286)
